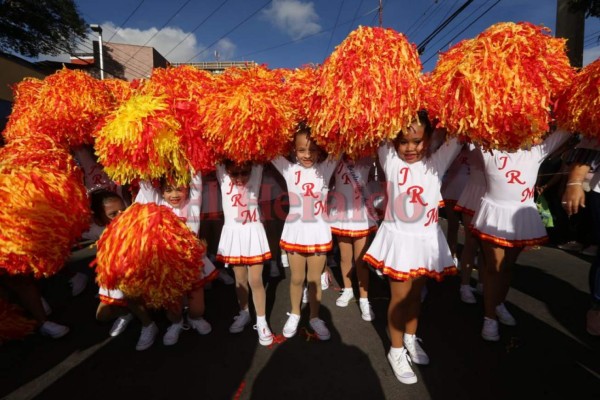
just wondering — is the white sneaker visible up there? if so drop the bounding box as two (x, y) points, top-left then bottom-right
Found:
(69, 272), (88, 296)
(495, 303), (516, 326)
(359, 299), (375, 321)
(136, 322), (158, 351)
(163, 321), (184, 346)
(229, 310), (251, 333)
(336, 288), (355, 307)
(302, 286), (308, 304)
(282, 312), (300, 338)
(459, 285), (477, 304)
(218, 269), (235, 285)
(309, 317), (331, 340)
(254, 323), (274, 346)
(481, 317), (500, 341)
(39, 321), (69, 339)
(269, 260), (280, 278)
(321, 272), (330, 290)
(188, 316), (212, 335)
(387, 348), (417, 384)
(452, 256), (459, 268)
(403, 334), (429, 365)
(109, 313), (133, 337)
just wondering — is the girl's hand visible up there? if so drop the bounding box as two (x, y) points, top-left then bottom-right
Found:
(561, 185), (586, 216)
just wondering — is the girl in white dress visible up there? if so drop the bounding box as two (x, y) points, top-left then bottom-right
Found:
(216, 160), (274, 346)
(363, 112), (461, 384)
(471, 128), (571, 342)
(135, 173), (218, 346)
(271, 125), (337, 341)
(329, 155), (378, 321)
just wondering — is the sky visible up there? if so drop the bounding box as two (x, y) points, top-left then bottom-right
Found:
(45, 0), (600, 72)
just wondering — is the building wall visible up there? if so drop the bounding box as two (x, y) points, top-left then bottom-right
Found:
(0, 54), (47, 102)
(93, 42), (168, 81)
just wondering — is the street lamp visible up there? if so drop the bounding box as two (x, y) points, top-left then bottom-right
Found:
(89, 24), (104, 80)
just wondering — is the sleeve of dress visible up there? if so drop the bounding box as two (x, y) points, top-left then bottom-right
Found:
(539, 129), (572, 157)
(377, 142), (394, 170)
(134, 180), (161, 204)
(215, 164), (225, 184)
(429, 137), (462, 174)
(188, 171), (203, 210)
(271, 156), (291, 176)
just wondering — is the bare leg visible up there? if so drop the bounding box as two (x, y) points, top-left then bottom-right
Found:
(232, 265), (250, 311)
(187, 287), (206, 320)
(388, 276), (427, 348)
(337, 237), (354, 289)
(445, 205), (461, 259)
(248, 263), (266, 316)
(353, 235), (370, 298)
(287, 252), (307, 315)
(306, 254), (327, 319)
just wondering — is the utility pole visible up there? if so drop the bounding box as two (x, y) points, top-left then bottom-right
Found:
(555, 0), (585, 67)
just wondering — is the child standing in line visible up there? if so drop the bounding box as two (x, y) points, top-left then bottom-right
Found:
(135, 172), (217, 346)
(454, 144), (486, 304)
(470, 128), (571, 342)
(87, 190), (157, 349)
(329, 155), (378, 321)
(216, 160), (274, 346)
(271, 124), (337, 340)
(363, 111), (461, 384)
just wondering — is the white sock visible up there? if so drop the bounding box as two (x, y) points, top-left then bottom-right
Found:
(359, 297), (369, 304)
(389, 346), (404, 357)
(240, 308), (250, 314)
(256, 315), (267, 325)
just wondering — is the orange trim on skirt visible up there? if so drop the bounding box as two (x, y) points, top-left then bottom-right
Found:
(363, 254), (458, 282)
(331, 225), (377, 238)
(216, 252), (272, 265)
(190, 268), (220, 290)
(99, 294), (127, 307)
(453, 204), (475, 216)
(280, 240), (332, 254)
(469, 226), (548, 248)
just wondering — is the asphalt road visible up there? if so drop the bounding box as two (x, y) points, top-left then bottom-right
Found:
(1, 222), (599, 400)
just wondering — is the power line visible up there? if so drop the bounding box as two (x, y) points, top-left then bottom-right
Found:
(423, 0), (501, 66)
(405, 1), (441, 37)
(184, 0), (273, 63)
(106, 0), (146, 43)
(348, 0), (365, 35)
(410, 0), (450, 40)
(417, 0), (474, 54)
(323, 0), (346, 60)
(119, 0), (194, 71)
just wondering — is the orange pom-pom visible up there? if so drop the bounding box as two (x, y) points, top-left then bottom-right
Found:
(276, 65), (320, 123)
(0, 297), (37, 344)
(427, 22), (575, 150)
(555, 57), (600, 138)
(0, 166), (90, 278)
(95, 203), (206, 309)
(308, 26), (423, 157)
(198, 65), (295, 163)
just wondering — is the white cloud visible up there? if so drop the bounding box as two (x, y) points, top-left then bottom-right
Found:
(583, 44), (600, 66)
(262, 0), (321, 40)
(39, 22), (236, 63)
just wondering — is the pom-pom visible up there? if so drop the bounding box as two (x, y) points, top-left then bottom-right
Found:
(94, 91), (190, 185)
(197, 65), (296, 163)
(277, 65), (320, 123)
(0, 297), (37, 344)
(427, 22), (575, 150)
(307, 26), (423, 157)
(95, 202), (205, 309)
(555, 57), (600, 138)
(0, 166), (90, 278)
(3, 68), (113, 147)
(102, 78), (134, 105)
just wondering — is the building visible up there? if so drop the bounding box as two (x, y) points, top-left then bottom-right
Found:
(171, 61), (258, 74)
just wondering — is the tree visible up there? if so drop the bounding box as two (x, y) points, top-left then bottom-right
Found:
(0, 0), (88, 58)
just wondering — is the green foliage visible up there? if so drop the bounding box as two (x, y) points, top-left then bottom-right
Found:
(0, 0), (88, 58)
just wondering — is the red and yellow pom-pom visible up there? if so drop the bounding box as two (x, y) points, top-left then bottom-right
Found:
(102, 78), (134, 105)
(277, 65), (320, 124)
(0, 166), (90, 278)
(0, 298), (37, 344)
(427, 22), (575, 150)
(95, 202), (205, 309)
(148, 65), (218, 173)
(307, 26), (423, 157)
(2, 78), (43, 143)
(3, 68), (113, 147)
(198, 65), (295, 163)
(94, 91), (190, 185)
(555, 57), (600, 138)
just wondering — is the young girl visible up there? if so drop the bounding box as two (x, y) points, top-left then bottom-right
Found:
(88, 190), (158, 349)
(470, 128), (571, 341)
(329, 155), (378, 321)
(135, 172), (217, 346)
(363, 111), (461, 384)
(216, 160), (274, 345)
(453, 144), (486, 304)
(271, 124), (337, 340)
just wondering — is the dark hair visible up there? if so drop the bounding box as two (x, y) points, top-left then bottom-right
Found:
(89, 189), (123, 219)
(394, 109), (433, 144)
(293, 121), (328, 163)
(159, 174), (189, 191)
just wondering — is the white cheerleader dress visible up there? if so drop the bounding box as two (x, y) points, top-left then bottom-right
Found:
(363, 139), (462, 281)
(454, 143), (486, 216)
(216, 164), (271, 265)
(271, 156), (337, 254)
(329, 157), (378, 238)
(470, 130), (571, 247)
(441, 144), (470, 207)
(135, 172), (218, 286)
